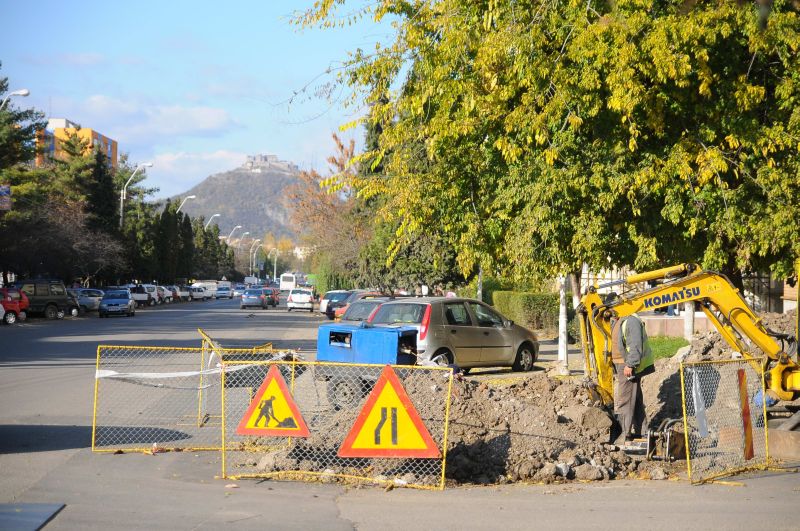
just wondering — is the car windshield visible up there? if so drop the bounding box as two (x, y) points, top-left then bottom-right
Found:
(103, 291), (128, 299)
(244, 289), (262, 296)
(326, 292), (350, 302)
(370, 303), (427, 324)
(343, 300), (383, 321)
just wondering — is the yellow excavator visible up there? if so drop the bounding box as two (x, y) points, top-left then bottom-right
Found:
(577, 263), (799, 406)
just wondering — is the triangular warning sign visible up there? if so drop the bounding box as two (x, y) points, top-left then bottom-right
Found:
(338, 365), (440, 458)
(236, 365), (310, 437)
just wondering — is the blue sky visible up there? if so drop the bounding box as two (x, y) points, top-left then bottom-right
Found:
(1, 1), (388, 197)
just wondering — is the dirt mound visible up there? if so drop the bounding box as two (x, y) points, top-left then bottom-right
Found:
(643, 309), (797, 425)
(444, 374), (644, 484)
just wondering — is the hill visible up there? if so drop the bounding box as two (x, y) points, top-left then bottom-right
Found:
(170, 156), (300, 241)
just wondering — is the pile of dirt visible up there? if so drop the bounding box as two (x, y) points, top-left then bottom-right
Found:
(643, 309), (798, 426)
(444, 374), (657, 484)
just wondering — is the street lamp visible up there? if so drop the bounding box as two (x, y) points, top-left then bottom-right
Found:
(267, 248), (278, 283)
(0, 89), (30, 109)
(204, 213), (220, 230)
(226, 225), (242, 242)
(119, 162), (153, 228)
(248, 239), (261, 276)
(236, 232), (250, 251)
(176, 195), (196, 213)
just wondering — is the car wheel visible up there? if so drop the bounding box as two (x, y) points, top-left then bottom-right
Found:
(44, 304), (58, 320)
(4, 311), (16, 325)
(287, 307), (292, 312)
(56, 309), (65, 320)
(512, 344), (536, 372)
(327, 378), (365, 411)
(148, 298), (155, 307)
(430, 349), (453, 367)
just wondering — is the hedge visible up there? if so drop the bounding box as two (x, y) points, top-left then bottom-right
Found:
(492, 290), (577, 336)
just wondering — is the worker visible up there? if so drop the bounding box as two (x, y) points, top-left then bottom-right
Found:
(610, 313), (655, 445)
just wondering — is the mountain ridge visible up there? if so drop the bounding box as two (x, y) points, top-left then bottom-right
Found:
(170, 158), (300, 241)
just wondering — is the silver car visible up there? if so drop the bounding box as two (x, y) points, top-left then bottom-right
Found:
(68, 288), (105, 312)
(369, 297), (538, 372)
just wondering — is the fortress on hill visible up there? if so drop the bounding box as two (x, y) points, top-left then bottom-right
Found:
(242, 154), (299, 174)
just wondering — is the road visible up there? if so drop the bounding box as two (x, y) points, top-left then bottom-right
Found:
(0, 298), (796, 530)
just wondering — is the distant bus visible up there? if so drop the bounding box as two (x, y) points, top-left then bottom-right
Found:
(279, 273), (297, 291)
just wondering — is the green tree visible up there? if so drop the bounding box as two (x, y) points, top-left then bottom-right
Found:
(301, 0), (800, 285)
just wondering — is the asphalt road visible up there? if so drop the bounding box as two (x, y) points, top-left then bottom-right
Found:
(0, 298), (797, 530)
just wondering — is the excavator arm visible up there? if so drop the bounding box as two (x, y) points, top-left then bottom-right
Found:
(577, 263), (799, 405)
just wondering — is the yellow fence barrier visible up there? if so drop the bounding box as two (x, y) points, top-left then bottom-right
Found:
(680, 358), (770, 484)
(221, 360), (454, 490)
(92, 335), (278, 453)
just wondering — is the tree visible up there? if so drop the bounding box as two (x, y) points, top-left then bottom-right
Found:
(300, 0), (800, 285)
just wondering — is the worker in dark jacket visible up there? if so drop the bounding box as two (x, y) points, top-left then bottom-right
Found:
(611, 313), (655, 445)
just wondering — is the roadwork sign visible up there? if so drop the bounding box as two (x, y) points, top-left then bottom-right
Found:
(338, 365), (440, 458)
(236, 365), (310, 437)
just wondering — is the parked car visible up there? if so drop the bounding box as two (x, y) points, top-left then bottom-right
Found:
(368, 297), (539, 372)
(67, 288), (104, 312)
(216, 286), (233, 299)
(15, 279), (70, 320)
(240, 288), (269, 310)
(176, 285), (191, 301)
(155, 285), (173, 304)
(334, 291), (383, 319)
(162, 285), (180, 302)
(0, 287), (29, 324)
(287, 288), (314, 312)
(320, 290), (353, 319)
(0, 288), (30, 324)
(129, 284), (157, 307)
(99, 289), (136, 318)
(339, 297), (388, 323)
(189, 286), (209, 301)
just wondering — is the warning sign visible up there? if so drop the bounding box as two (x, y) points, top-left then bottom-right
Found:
(338, 365), (440, 458)
(236, 365), (310, 437)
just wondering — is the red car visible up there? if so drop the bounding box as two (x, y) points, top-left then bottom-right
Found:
(0, 287), (30, 324)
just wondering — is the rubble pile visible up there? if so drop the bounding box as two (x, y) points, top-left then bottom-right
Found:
(444, 374), (647, 484)
(643, 309), (797, 424)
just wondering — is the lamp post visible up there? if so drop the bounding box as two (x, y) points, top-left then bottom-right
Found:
(176, 195), (196, 213)
(226, 225), (242, 242)
(204, 213), (220, 230)
(268, 248), (278, 283)
(248, 239), (261, 276)
(236, 231), (250, 253)
(0, 89), (30, 109)
(119, 162), (153, 228)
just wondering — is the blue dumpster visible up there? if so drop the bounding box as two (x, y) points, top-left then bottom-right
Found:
(317, 322), (417, 365)
(316, 323), (418, 410)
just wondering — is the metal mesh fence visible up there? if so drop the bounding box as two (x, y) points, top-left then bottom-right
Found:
(92, 342), (279, 453)
(221, 361), (454, 490)
(680, 358), (769, 484)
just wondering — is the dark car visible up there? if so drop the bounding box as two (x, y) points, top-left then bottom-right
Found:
(15, 280), (70, 320)
(99, 289), (136, 318)
(321, 290), (358, 320)
(240, 288), (269, 310)
(0, 287), (29, 324)
(339, 297), (388, 323)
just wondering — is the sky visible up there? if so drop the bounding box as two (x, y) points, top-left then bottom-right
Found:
(1, 1), (388, 197)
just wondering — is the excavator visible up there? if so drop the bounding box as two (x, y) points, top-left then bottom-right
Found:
(577, 263), (800, 457)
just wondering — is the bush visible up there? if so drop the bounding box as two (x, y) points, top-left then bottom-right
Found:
(492, 290), (577, 337)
